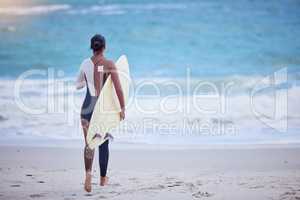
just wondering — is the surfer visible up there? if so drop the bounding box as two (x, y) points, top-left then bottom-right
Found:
(76, 34), (125, 192)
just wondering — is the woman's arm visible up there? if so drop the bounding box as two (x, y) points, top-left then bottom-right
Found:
(107, 61), (125, 119)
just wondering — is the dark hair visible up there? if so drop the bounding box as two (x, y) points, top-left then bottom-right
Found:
(90, 34), (106, 52)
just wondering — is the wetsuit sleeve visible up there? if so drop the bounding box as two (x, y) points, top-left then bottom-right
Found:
(108, 61), (125, 110)
(76, 62), (86, 90)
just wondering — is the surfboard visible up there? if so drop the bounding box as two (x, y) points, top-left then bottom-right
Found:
(86, 55), (130, 149)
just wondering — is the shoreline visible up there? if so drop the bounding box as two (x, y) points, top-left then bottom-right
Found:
(1, 138), (300, 150)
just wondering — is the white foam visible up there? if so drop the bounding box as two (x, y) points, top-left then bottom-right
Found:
(67, 3), (187, 15)
(0, 4), (71, 15)
(0, 77), (299, 145)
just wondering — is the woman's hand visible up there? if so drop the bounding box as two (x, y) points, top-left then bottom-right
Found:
(120, 108), (125, 121)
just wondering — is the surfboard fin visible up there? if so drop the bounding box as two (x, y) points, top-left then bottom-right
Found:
(104, 133), (114, 141)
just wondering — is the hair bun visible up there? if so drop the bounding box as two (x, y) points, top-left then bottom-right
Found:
(90, 34), (106, 51)
(93, 41), (101, 50)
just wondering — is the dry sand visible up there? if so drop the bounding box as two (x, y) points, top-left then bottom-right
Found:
(0, 145), (300, 200)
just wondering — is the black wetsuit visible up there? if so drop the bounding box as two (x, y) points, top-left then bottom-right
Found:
(81, 76), (109, 177)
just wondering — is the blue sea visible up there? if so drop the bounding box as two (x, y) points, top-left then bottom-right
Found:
(0, 0), (300, 147)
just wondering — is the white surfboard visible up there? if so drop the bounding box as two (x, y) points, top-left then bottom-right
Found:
(87, 55), (130, 149)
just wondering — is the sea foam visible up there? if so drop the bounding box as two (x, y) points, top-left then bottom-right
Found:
(0, 76), (299, 145)
(0, 4), (71, 16)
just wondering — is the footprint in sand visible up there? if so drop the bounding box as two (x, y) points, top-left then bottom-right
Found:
(128, 177), (139, 184)
(167, 181), (184, 188)
(249, 185), (264, 189)
(109, 183), (121, 187)
(29, 194), (44, 198)
(64, 198), (75, 200)
(185, 182), (196, 192)
(192, 191), (213, 198)
(109, 191), (121, 195)
(165, 177), (176, 181)
(281, 191), (296, 196)
(279, 191), (300, 200)
(196, 180), (202, 186)
(142, 184), (165, 191)
(37, 181), (45, 184)
(10, 184), (21, 188)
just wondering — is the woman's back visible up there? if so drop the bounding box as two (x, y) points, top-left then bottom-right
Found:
(77, 56), (109, 97)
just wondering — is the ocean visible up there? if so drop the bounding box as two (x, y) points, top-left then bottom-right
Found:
(0, 0), (300, 147)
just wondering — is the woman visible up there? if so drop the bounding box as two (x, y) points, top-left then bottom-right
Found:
(76, 34), (125, 192)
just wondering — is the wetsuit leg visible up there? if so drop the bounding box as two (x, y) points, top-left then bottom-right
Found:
(99, 140), (109, 177)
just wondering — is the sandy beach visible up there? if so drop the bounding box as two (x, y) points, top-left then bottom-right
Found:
(0, 145), (300, 200)
(1, 0), (300, 199)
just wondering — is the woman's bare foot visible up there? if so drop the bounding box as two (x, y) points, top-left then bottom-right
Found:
(84, 172), (92, 192)
(100, 176), (108, 186)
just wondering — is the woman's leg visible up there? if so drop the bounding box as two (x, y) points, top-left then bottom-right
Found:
(99, 140), (109, 186)
(81, 118), (94, 192)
